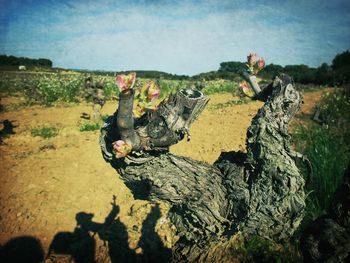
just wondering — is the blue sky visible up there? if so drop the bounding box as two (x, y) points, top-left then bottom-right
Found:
(0, 0), (349, 75)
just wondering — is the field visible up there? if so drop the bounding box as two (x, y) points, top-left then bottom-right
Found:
(0, 71), (347, 262)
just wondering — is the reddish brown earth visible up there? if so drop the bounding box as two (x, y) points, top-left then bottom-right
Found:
(0, 89), (327, 261)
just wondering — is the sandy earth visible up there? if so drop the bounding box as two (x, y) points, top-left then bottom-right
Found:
(0, 89), (325, 261)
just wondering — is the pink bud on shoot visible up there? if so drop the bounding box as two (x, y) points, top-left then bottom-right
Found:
(239, 81), (249, 91)
(116, 72), (136, 92)
(239, 80), (254, 98)
(112, 140), (132, 158)
(257, 58), (265, 69)
(247, 53), (257, 67)
(147, 82), (160, 101)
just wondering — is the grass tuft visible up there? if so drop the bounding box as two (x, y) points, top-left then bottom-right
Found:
(79, 121), (100, 132)
(31, 126), (59, 139)
(292, 87), (350, 223)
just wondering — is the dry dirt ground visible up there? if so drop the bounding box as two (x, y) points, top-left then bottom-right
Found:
(0, 89), (326, 262)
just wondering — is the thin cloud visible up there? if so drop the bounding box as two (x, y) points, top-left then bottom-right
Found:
(1, 0), (349, 75)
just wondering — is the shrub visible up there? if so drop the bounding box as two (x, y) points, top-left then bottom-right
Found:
(202, 80), (239, 95)
(103, 78), (118, 100)
(30, 126), (59, 139)
(158, 79), (186, 99)
(34, 75), (83, 106)
(79, 121), (100, 132)
(0, 72), (85, 106)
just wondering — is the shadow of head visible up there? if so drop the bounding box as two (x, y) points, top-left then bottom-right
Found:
(0, 236), (44, 263)
(0, 119), (18, 143)
(75, 212), (95, 227)
(2, 120), (17, 134)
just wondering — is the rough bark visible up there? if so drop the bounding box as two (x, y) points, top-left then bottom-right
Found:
(116, 90), (142, 150)
(99, 74), (305, 261)
(241, 74), (305, 240)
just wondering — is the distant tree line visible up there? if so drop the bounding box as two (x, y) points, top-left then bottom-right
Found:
(0, 55), (53, 68)
(206, 50), (350, 85)
(77, 69), (191, 80)
(115, 70), (190, 80)
(37, 50), (350, 85)
(2, 51), (349, 85)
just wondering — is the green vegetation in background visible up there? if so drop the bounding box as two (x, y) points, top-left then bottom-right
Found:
(103, 78), (118, 100)
(2, 50), (350, 85)
(31, 126), (59, 139)
(157, 79), (240, 98)
(113, 70), (190, 80)
(293, 124), (349, 220)
(193, 70), (241, 81)
(1, 50), (349, 110)
(202, 79), (239, 95)
(30, 75), (83, 106)
(207, 234), (302, 262)
(79, 121), (100, 132)
(332, 50), (350, 84)
(217, 50), (350, 85)
(0, 54), (52, 68)
(292, 88), (350, 223)
(236, 235), (302, 263)
(261, 51), (350, 85)
(152, 79), (185, 99)
(318, 89), (350, 131)
(0, 70), (261, 109)
(0, 72), (119, 106)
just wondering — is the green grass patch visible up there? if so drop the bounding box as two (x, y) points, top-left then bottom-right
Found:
(292, 87), (350, 223)
(31, 126), (59, 139)
(79, 121), (100, 132)
(293, 124), (349, 220)
(202, 80), (239, 95)
(214, 234), (302, 262)
(236, 236), (302, 263)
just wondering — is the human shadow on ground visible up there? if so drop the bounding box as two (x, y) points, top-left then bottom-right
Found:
(0, 119), (17, 143)
(47, 213), (97, 262)
(48, 196), (172, 262)
(0, 235), (45, 263)
(138, 203), (172, 263)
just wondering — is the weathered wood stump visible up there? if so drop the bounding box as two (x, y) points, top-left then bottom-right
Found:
(100, 74), (305, 261)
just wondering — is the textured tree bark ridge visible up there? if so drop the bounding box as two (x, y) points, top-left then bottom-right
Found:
(100, 74), (306, 261)
(241, 74), (305, 240)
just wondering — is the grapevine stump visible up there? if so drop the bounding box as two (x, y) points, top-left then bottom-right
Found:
(100, 74), (306, 261)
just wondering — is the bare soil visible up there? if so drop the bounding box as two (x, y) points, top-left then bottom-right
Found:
(0, 89), (326, 261)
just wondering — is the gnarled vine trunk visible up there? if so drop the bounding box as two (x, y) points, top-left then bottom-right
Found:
(100, 74), (305, 261)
